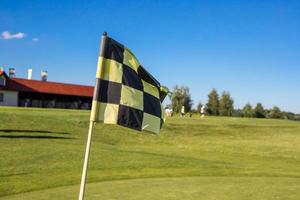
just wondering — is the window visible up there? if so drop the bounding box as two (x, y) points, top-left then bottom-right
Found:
(0, 93), (3, 102)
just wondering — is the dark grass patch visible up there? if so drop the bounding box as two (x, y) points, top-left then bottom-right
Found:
(0, 135), (73, 139)
(0, 129), (71, 135)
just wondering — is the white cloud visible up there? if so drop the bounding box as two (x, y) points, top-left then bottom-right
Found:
(32, 38), (39, 42)
(1, 31), (26, 40)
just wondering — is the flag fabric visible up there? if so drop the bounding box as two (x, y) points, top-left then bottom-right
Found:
(90, 35), (168, 134)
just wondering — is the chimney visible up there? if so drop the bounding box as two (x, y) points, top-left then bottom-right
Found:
(9, 68), (16, 78)
(28, 69), (33, 80)
(41, 70), (48, 81)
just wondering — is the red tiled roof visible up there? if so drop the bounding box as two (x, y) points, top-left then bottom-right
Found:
(1, 78), (94, 97)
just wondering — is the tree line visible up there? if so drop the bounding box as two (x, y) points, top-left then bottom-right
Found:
(170, 86), (300, 121)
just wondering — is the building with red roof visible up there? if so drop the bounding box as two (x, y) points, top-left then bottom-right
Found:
(0, 70), (94, 109)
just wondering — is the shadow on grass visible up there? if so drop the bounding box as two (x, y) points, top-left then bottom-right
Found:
(0, 129), (71, 135)
(0, 135), (73, 139)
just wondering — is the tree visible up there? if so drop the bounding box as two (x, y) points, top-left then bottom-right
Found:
(171, 85), (193, 113)
(219, 91), (234, 116)
(206, 88), (219, 115)
(267, 106), (282, 119)
(242, 103), (254, 118)
(254, 103), (265, 118)
(281, 111), (295, 120)
(233, 109), (243, 117)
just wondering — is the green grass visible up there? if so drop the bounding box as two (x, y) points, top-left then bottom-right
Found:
(1, 106), (300, 199)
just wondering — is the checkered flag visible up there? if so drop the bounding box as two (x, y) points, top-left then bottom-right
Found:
(90, 33), (169, 134)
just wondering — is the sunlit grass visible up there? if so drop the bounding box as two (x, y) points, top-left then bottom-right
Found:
(1, 106), (300, 199)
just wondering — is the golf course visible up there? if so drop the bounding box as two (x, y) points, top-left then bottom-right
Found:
(1, 106), (300, 199)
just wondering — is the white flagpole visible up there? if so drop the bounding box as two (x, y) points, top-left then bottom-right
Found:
(78, 121), (95, 200)
(78, 32), (107, 200)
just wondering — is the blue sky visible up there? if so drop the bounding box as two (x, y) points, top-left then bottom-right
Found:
(1, 0), (299, 112)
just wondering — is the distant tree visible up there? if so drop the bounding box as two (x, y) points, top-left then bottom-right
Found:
(171, 85), (193, 113)
(281, 111), (295, 120)
(206, 88), (219, 116)
(294, 114), (300, 121)
(233, 109), (243, 117)
(254, 103), (266, 118)
(219, 91), (234, 116)
(242, 103), (254, 118)
(267, 106), (283, 119)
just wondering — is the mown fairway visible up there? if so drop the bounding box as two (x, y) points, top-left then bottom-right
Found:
(1, 107), (300, 199)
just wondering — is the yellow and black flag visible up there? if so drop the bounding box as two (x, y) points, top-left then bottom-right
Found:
(90, 33), (169, 134)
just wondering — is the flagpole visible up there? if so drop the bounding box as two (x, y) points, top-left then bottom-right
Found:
(78, 121), (95, 200)
(78, 32), (107, 200)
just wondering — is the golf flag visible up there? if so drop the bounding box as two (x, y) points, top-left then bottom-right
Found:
(90, 34), (169, 134)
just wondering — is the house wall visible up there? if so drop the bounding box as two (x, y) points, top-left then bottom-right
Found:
(0, 90), (18, 107)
